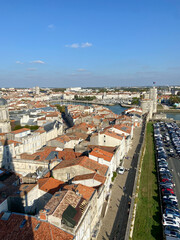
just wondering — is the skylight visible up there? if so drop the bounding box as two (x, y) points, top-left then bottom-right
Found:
(20, 219), (27, 228)
(34, 223), (41, 231)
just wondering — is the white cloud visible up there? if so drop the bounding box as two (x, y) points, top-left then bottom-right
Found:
(27, 68), (37, 71)
(30, 60), (45, 64)
(81, 42), (92, 48)
(48, 24), (55, 29)
(77, 68), (87, 72)
(65, 43), (80, 48)
(65, 42), (92, 48)
(16, 61), (23, 64)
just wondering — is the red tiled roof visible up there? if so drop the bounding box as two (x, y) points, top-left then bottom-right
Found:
(20, 146), (57, 161)
(0, 139), (21, 147)
(88, 145), (116, 154)
(89, 147), (113, 162)
(102, 129), (124, 140)
(45, 190), (81, 220)
(73, 172), (106, 184)
(0, 212), (74, 240)
(112, 124), (132, 134)
(63, 183), (95, 201)
(53, 156), (108, 176)
(11, 128), (30, 134)
(53, 135), (71, 143)
(38, 177), (64, 195)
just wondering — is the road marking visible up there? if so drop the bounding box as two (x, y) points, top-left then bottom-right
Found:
(178, 172), (180, 177)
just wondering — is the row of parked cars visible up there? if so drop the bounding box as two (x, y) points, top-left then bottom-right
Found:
(154, 122), (180, 240)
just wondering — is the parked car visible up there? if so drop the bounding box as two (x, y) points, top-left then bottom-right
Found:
(164, 225), (180, 235)
(165, 230), (180, 238)
(164, 209), (180, 218)
(162, 199), (178, 207)
(163, 213), (180, 222)
(163, 204), (179, 212)
(162, 218), (180, 227)
(162, 189), (175, 195)
(160, 171), (172, 178)
(163, 195), (178, 203)
(160, 182), (174, 189)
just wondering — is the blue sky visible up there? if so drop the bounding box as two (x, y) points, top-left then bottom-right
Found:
(0, 0), (180, 88)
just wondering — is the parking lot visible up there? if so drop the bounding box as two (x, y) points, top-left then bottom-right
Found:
(154, 121), (180, 239)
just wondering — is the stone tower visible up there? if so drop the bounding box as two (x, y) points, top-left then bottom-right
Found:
(0, 97), (11, 133)
(149, 87), (157, 113)
(140, 86), (157, 119)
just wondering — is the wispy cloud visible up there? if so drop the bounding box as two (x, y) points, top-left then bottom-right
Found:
(30, 60), (45, 64)
(27, 68), (37, 71)
(65, 42), (92, 48)
(48, 24), (55, 29)
(16, 61), (23, 64)
(77, 68), (87, 72)
(65, 43), (80, 48)
(81, 42), (92, 48)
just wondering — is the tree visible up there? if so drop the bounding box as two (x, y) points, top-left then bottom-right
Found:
(55, 104), (65, 113)
(169, 96), (180, 105)
(13, 125), (39, 131)
(131, 97), (140, 105)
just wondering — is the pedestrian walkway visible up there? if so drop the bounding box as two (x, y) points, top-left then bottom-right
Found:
(97, 127), (142, 240)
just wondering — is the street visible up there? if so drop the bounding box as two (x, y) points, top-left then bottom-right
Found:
(97, 125), (144, 240)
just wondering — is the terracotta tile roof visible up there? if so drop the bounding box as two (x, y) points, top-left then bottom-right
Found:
(73, 172), (106, 184)
(66, 132), (89, 140)
(88, 145), (116, 153)
(0, 212), (74, 240)
(89, 147), (113, 162)
(102, 129), (124, 140)
(11, 128), (30, 134)
(63, 184), (95, 201)
(58, 150), (82, 161)
(72, 173), (95, 181)
(78, 156), (108, 176)
(0, 139), (21, 147)
(38, 177), (64, 195)
(53, 135), (71, 143)
(20, 146), (58, 161)
(53, 156), (108, 176)
(112, 124), (132, 134)
(0, 133), (6, 136)
(45, 190), (81, 220)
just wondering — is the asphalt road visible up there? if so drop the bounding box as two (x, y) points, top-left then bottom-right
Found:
(109, 119), (146, 240)
(166, 156), (180, 206)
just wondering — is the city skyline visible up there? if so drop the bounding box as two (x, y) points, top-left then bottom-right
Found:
(0, 0), (180, 87)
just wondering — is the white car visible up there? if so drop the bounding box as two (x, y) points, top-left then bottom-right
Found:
(162, 218), (180, 227)
(159, 168), (170, 172)
(117, 167), (125, 174)
(163, 213), (180, 223)
(163, 196), (178, 203)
